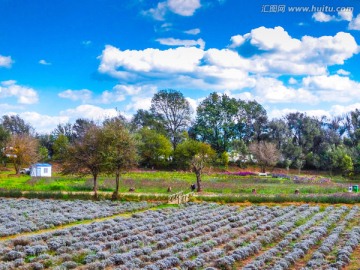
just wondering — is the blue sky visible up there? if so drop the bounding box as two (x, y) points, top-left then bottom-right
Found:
(1, 0), (360, 133)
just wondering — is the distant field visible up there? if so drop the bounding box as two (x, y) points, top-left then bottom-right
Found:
(0, 167), (356, 197)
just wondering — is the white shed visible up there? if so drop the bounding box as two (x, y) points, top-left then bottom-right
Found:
(30, 163), (52, 177)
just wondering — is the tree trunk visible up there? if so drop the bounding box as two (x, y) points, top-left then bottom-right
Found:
(14, 163), (20, 175)
(93, 174), (98, 198)
(195, 170), (202, 192)
(261, 165), (266, 173)
(112, 171), (120, 199)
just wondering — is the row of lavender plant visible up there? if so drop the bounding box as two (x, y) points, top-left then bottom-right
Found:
(213, 205), (319, 270)
(242, 206), (341, 269)
(301, 206), (359, 269)
(0, 198), (155, 237)
(268, 206), (349, 270)
(0, 203), (238, 269)
(1, 204), (359, 270)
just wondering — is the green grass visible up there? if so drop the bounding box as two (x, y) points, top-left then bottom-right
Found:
(0, 166), (358, 198)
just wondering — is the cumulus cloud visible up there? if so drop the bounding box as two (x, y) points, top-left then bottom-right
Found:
(125, 96), (153, 111)
(0, 80), (38, 104)
(336, 69), (350, 76)
(288, 77), (298, 84)
(312, 12), (335, 22)
(302, 74), (360, 102)
(143, 0), (201, 20)
(184, 28), (200, 35)
(338, 10), (353, 21)
(156, 38), (205, 49)
(229, 35), (246, 48)
(20, 112), (69, 134)
(39, 59), (51, 65)
(167, 0), (201, 16)
(98, 26), (359, 93)
(60, 104), (118, 122)
(349, 14), (360, 30)
(0, 55), (13, 68)
(311, 9), (360, 31)
(58, 89), (93, 102)
(253, 77), (317, 104)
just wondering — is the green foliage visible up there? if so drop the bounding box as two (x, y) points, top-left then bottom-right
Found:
(138, 128), (172, 168)
(38, 146), (49, 162)
(219, 151), (229, 168)
(150, 89), (191, 149)
(1, 115), (34, 135)
(0, 125), (10, 164)
(174, 139), (215, 170)
(52, 134), (70, 161)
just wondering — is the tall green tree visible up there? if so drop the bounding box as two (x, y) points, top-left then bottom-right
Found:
(61, 125), (105, 198)
(0, 125), (10, 166)
(150, 89), (191, 150)
(102, 118), (137, 199)
(191, 92), (239, 153)
(130, 109), (166, 135)
(138, 128), (172, 169)
(1, 115), (34, 135)
(174, 140), (215, 192)
(52, 134), (70, 161)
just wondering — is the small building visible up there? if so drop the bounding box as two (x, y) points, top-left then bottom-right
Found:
(30, 163), (52, 177)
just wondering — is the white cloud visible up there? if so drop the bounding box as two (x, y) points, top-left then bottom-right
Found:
(0, 55), (13, 68)
(349, 14), (360, 30)
(100, 90), (126, 104)
(229, 35), (246, 48)
(184, 28), (200, 35)
(125, 96), (153, 111)
(288, 77), (298, 84)
(144, 0), (201, 20)
(58, 89), (93, 102)
(311, 10), (360, 31)
(98, 27), (359, 96)
(330, 103), (360, 115)
(156, 38), (205, 49)
(20, 112), (69, 134)
(336, 69), (350, 76)
(312, 12), (335, 22)
(302, 74), (360, 102)
(248, 26), (301, 51)
(0, 80), (38, 104)
(39, 59), (51, 65)
(0, 103), (23, 115)
(144, 1), (168, 20)
(168, 0), (201, 16)
(338, 10), (353, 21)
(60, 104), (118, 122)
(253, 77), (317, 104)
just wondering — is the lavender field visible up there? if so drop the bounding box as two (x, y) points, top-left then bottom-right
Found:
(0, 200), (359, 269)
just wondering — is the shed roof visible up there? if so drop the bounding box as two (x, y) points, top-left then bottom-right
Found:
(32, 163), (52, 167)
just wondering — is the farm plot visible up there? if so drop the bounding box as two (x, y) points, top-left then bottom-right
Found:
(0, 198), (154, 237)
(0, 203), (359, 270)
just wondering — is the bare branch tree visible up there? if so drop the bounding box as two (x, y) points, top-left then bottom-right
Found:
(249, 141), (280, 173)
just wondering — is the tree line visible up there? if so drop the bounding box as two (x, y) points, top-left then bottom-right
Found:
(0, 89), (359, 194)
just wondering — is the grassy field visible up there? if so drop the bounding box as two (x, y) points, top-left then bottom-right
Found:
(0, 166), (358, 196)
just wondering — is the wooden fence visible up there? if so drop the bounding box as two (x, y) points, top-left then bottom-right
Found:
(168, 191), (194, 204)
